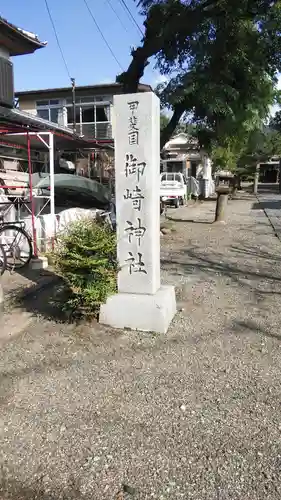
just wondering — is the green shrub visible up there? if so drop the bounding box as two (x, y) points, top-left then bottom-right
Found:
(51, 218), (118, 319)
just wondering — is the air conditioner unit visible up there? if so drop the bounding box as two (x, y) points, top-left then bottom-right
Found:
(0, 57), (14, 108)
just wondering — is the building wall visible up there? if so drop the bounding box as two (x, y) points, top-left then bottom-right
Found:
(16, 84), (151, 141)
(18, 98), (37, 115)
(17, 91), (113, 138)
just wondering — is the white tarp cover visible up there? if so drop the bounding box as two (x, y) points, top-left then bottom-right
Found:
(0, 191), (102, 252)
(24, 207), (102, 251)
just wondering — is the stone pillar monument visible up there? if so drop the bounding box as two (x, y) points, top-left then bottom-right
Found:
(99, 92), (176, 333)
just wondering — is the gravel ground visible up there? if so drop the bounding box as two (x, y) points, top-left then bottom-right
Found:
(1, 191), (281, 500)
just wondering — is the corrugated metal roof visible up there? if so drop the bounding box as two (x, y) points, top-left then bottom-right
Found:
(0, 106), (112, 150)
(0, 106), (74, 135)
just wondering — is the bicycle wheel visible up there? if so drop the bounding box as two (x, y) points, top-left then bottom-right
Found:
(0, 225), (33, 269)
(0, 244), (7, 275)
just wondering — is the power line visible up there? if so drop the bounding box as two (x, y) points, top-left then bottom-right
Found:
(105, 0), (130, 35)
(82, 0), (124, 71)
(105, 0), (162, 83)
(44, 0), (72, 80)
(116, 0), (161, 82)
(118, 0), (144, 37)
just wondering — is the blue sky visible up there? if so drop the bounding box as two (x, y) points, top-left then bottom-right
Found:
(1, 0), (163, 91)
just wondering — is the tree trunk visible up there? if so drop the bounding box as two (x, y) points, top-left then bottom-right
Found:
(231, 175), (238, 198)
(214, 192), (228, 223)
(279, 158), (281, 194)
(160, 104), (185, 150)
(116, 42), (184, 149)
(237, 174), (242, 190)
(116, 36), (162, 94)
(253, 163), (260, 195)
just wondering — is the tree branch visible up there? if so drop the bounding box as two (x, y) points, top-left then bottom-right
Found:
(117, 0), (220, 93)
(116, 41), (159, 93)
(160, 103), (186, 150)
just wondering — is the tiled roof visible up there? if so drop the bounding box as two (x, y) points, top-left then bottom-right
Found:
(0, 16), (46, 49)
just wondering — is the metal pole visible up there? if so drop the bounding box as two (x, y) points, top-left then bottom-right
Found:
(71, 77), (76, 133)
(49, 132), (55, 239)
(27, 130), (38, 258)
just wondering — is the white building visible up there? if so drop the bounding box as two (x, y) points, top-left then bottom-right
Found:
(15, 83), (152, 146)
(161, 132), (214, 197)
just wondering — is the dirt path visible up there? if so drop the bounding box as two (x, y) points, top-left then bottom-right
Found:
(1, 193), (281, 500)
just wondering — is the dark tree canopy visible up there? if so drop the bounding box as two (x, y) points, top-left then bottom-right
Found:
(270, 110), (281, 132)
(210, 126), (281, 178)
(117, 0), (281, 148)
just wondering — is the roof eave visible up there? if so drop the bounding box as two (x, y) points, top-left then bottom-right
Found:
(15, 83), (153, 97)
(0, 17), (46, 55)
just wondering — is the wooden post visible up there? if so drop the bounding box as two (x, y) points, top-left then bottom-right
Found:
(253, 162), (260, 195)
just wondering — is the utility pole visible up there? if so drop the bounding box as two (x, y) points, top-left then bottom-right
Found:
(71, 77), (76, 133)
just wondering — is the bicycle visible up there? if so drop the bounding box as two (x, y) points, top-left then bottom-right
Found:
(0, 244), (7, 275)
(0, 217), (33, 270)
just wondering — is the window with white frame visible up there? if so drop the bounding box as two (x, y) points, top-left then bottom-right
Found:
(36, 99), (63, 124)
(65, 96), (112, 139)
(36, 95), (112, 138)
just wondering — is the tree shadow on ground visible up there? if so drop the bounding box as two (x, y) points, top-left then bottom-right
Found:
(252, 200), (281, 210)
(0, 476), (129, 500)
(0, 355), (74, 386)
(229, 243), (281, 263)
(13, 278), (74, 323)
(255, 183), (280, 194)
(0, 477), (86, 500)
(161, 244), (281, 298)
(2, 266), (59, 301)
(229, 194), (254, 201)
(166, 216), (213, 224)
(2, 266), (69, 321)
(0, 353), (80, 407)
(231, 319), (281, 342)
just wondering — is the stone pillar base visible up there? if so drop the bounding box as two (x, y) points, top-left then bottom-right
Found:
(29, 256), (48, 270)
(99, 285), (176, 334)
